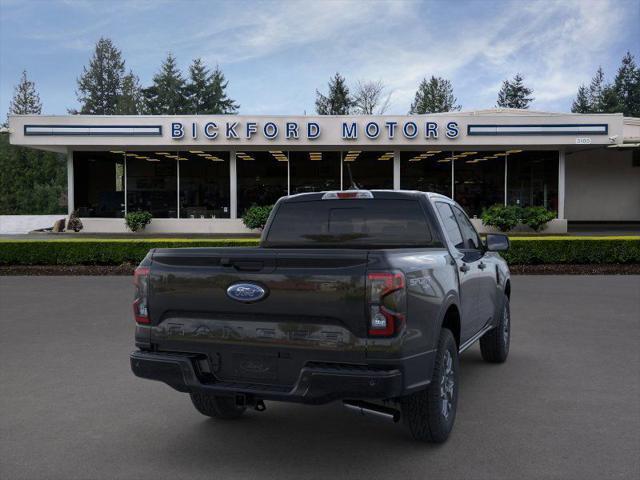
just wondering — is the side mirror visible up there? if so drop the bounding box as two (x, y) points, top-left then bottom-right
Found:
(485, 233), (510, 252)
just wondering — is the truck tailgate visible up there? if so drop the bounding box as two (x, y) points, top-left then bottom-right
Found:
(148, 248), (369, 386)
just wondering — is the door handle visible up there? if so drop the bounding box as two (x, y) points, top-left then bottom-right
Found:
(478, 262), (487, 270)
(459, 263), (470, 273)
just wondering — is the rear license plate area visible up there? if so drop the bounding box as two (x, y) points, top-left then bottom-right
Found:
(232, 353), (278, 381)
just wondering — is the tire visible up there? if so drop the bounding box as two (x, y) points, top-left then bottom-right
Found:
(401, 328), (459, 443)
(480, 295), (510, 363)
(189, 392), (247, 419)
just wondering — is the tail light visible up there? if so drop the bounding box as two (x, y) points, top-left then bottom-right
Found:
(133, 266), (150, 324)
(367, 272), (406, 336)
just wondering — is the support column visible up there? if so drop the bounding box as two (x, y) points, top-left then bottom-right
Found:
(504, 153), (508, 206)
(558, 149), (566, 219)
(66, 149), (74, 215)
(393, 150), (401, 190)
(230, 150), (237, 219)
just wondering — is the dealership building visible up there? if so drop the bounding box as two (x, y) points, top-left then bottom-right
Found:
(8, 109), (640, 233)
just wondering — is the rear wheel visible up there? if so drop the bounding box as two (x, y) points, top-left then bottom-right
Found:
(190, 392), (246, 419)
(480, 295), (510, 363)
(401, 328), (459, 443)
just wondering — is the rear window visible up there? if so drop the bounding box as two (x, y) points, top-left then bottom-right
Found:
(264, 199), (440, 248)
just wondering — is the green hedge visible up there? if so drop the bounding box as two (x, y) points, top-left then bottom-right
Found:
(0, 239), (260, 266)
(0, 237), (638, 266)
(503, 237), (640, 265)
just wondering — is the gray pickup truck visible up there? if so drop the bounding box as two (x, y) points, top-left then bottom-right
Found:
(130, 190), (511, 442)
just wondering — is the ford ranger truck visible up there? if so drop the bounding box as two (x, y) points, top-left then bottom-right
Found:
(130, 190), (511, 443)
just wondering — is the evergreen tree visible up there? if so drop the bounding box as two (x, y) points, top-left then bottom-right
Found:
(185, 59), (239, 114)
(571, 85), (591, 113)
(8, 70), (42, 116)
(315, 73), (353, 115)
(587, 67), (607, 112)
(613, 51), (640, 117)
(116, 71), (144, 115)
(75, 37), (126, 114)
(496, 73), (534, 109)
(207, 65), (239, 114)
(409, 76), (460, 114)
(143, 53), (188, 114)
(1, 72), (66, 214)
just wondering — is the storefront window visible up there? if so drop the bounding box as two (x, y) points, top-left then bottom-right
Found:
(236, 150), (288, 214)
(401, 150), (452, 197)
(73, 151), (125, 217)
(178, 151), (230, 218)
(507, 150), (558, 212)
(454, 151), (505, 217)
(343, 150), (393, 189)
(126, 152), (177, 218)
(289, 151), (341, 194)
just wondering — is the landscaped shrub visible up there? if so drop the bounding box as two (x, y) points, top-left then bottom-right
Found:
(66, 210), (83, 232)
(242, 204), (273, 230)
(125, 211), (153, 232)
(481, 204), (556, 232)
(481, 205), (521, 232)
(521, 206), (557, 232)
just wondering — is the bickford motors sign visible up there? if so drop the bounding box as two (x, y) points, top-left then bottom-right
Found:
(171, 119), (461, 141)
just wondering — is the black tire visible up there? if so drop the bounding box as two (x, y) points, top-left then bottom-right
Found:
(189, 392), (247, 419)
(480, 295), (510, 363)
(401, 328), (459, 443)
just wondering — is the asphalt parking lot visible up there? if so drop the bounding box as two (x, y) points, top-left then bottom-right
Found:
(1, 276), (639, 480)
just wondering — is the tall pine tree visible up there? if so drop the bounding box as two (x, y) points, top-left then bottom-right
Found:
(613, 51), (640, 117)
(571, 85), (591, 113)
(185, 59), (239, 114)
(75, 38), (126, 114)
(409, 76), (460, 114)
(496, 74), (534, 109)
(143, 53), (188, 114)
(1, 72), (66, 215)
(8, 70), (42, 117)
(315, 73), (353, 115)
(116, 71), (144, 115)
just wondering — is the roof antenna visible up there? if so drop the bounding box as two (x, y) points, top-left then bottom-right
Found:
(346, 163), (360, 190)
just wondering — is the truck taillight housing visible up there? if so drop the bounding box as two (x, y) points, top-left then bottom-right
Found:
(367, 272), (406, 336)
(133, 266), (150, 324)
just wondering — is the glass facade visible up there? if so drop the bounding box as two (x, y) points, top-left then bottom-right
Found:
(73, 151), (125, 217)
(236, 150), (288, 215)
(343, 150), (394, 189)
(289, 151), (341, 194)
(126, 152), (177, 218)
(401, 150), (452, 196)
(453, 151), (505, 217)
(72, 148), (560, 221)
(178, 151), (230, 218)
(507, 150), (558, 212)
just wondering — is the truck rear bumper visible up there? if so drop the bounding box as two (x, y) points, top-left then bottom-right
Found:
(130, 350), (404, 404)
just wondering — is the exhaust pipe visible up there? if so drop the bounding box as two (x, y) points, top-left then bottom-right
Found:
(343, 400), (401, 423)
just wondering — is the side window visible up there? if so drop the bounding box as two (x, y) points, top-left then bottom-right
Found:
(452, 206), (482, 250)
(435, 202), (464, 249)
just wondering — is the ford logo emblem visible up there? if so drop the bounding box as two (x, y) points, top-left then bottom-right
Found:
(226, 282), (268, 303)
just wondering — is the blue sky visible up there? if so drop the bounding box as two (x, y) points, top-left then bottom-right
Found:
(1, 0), (638, 116)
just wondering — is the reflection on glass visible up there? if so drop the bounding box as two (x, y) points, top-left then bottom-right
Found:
(401, 150), (452, 196)
(236, 150), (288, 214)
(73, 151), (125, 217)
(126, 152), (177, 218)
(178, 151), (230, 218)
(343, 150), (393, 190)
(289, 151), (340, 193)
(454, 151), (505, 217)
(507, 150), (558, 211)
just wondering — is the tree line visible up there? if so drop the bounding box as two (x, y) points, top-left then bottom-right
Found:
(1, 37), (638, 215)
